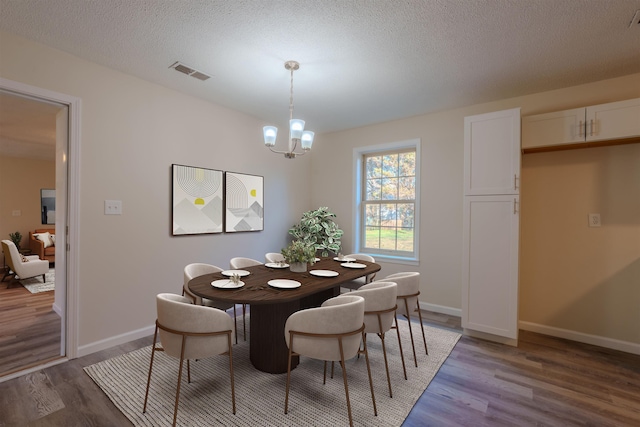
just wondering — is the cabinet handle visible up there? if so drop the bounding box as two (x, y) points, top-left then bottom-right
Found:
(514, 174), (518, 190)
(578, 120), (583, 138)
(590, 119), (594, 136)
(513, 198), (517, 214)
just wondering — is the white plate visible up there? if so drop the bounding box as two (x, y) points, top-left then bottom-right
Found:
(334, 257), (356, 262)
(265, 262), (289, 269)
(309, 269), (339, 277)
(314, 257), (321, 262)
(221, 269), (250, 277)
(341, 262), (366, 269)
(211, 279), (244, 289)
(268, 279), (301, 289)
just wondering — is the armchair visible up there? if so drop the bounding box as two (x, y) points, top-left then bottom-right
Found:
(1, 240), (49, 287)
(29, 229), (56, 264)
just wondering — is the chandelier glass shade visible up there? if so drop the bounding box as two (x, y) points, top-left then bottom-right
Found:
(263, 61), (314, 159)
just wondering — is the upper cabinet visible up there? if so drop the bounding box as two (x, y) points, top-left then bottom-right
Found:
(522, 98), (640, 150)
(464, 108), (521, 196)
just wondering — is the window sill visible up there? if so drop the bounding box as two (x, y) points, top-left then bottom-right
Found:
(365, 254), (419, 266)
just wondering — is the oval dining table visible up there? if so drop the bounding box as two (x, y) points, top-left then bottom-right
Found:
(188, 257), (381, 374)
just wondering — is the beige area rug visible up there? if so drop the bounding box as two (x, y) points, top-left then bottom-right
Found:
(85, 317), (460, 426)
(19, 268), (54, 293)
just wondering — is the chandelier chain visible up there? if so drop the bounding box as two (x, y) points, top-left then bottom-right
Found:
(289, 67), (294, 121)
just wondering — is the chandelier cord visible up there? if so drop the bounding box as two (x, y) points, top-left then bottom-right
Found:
(289, 67), (294, 121)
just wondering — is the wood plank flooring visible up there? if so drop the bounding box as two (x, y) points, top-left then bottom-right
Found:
(1, 302), (638, 426)
(0, 281), (61, 377)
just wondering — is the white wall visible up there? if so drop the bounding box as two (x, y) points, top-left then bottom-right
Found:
(313, 73), (640, 348)
(0, 31), (312, 352)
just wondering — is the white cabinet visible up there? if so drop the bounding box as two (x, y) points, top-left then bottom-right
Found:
(522, 98), (640, 149)
(462, 195), (520, 339)
(462, 108), (521, 343)
(464, 108), (521, 195)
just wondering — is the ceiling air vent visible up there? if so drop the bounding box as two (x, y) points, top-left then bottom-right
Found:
(169, 61), (211, 81)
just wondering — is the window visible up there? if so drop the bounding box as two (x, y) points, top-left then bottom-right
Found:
(354, 140), (419, 261)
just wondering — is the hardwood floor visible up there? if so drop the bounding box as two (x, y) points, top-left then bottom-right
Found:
(0, 306), (638, 426)
(0, 280), (61, 378)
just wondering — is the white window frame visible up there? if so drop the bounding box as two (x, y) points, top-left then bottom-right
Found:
(353, 138), (420, 264)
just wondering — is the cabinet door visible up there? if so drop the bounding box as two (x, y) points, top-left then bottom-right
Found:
(464, 108), (521, 196)
(586, 98), (640, 142)
(462, 195), (519, 339)
(521, 108), (585, 148)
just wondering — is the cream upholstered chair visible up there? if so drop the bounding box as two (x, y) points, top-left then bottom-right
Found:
(346, 281), (406, 397)
(1, 240), (49, 287)
(284, 295), (377, 427)
(143, 293), (235, 427)
(183, 263), (241, 344)
(340, 253), (376, 292)
(265, 252), (285, 263)
(229, 257), (262, 341)
(384, 272), (427, 367)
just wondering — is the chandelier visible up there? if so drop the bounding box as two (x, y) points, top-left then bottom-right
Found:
(263, 60), (314, 159)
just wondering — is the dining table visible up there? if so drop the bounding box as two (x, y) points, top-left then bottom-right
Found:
(188, 257), (381, 374)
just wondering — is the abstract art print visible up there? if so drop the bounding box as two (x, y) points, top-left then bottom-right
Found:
(225, 172), (264, 232)
(172, 164), (223, 235)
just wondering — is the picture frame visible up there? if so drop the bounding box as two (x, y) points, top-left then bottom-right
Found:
(40, 188), (55, 225)
(224, 172), (264, 232)
(172, 164), (224, 235)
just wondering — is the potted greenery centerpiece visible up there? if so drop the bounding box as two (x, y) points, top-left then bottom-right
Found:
(281, 240), (317, 272)
(289, 207), (344, 257)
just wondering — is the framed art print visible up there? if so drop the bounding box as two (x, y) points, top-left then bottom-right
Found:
(224, 172), (264, 232)
(172, 164), (223, 235)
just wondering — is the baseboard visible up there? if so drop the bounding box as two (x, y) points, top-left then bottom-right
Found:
(77, 324), (155, 358)
(419, 301), (461, 317)
(519, 321), (640, 356)
(52, 303), (62, 317)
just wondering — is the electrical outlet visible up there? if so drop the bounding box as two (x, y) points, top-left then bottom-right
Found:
(588, 213), (601, 227)
(105, 200), (122, 215)
(12, 210), (21, 216)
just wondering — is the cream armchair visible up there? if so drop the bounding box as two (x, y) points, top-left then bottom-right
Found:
(284, 295), (377, 427)
(1, 240), (49, 287)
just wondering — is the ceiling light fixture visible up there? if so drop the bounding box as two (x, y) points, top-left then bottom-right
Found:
(263, 61), (314, 159)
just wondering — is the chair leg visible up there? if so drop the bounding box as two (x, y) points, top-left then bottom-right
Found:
(187, 359), (191, 383)
(172, 337), (188, 427)
(393, 313), (408, 380)
(233, 305), (238, 345)
(42, 273), (46, 282)
(142, 325), (159, 413)
(337, 338), (354, 427)
(416, 302), (428, 355)
(284, 332), (294, 415)
(361, 332), (378, 417)
(403, 297), (418, 367)
(378, 332), (393, 398)
(227, 333), (236, 414)
(242, 304), (247, 341)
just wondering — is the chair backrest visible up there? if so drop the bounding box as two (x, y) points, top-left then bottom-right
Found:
(265, 252), (285, 263)
(183, 263), (223, 304)
(383, 272), (420, 317)
(229, 257), (262, 269)
(346, 281), (397, 334)
(285, 295), (365, 362)
(1, 240), (18, 272)
(345, 253), (375, 263)
(156, 293), (233, 360)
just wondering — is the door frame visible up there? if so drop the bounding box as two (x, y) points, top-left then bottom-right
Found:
(0, 77), (80, 361)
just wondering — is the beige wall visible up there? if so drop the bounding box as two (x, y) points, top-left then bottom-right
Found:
(0, 155), (55, 261)
(314, 73), (640, 346)
(0, 31), (313, 351)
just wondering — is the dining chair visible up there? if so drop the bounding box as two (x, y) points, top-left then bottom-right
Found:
(345, 281), (406, 397)
(340, 253), (376, 292)
(229, 257), (263, 341)
(384, 271), (427, 367)
(143, 293), (235, 427)
(1, 239), (49, 287)
(184, 263), (241, 344)
(284, 295), (377, 427)
(265, 252), (285, 263)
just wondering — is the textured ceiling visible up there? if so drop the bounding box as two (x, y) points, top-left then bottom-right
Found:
(1, 0), (639, 141)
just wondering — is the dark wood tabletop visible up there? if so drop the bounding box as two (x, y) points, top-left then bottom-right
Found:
(188, 257), (381, 373)
(188, 257), (381, 305)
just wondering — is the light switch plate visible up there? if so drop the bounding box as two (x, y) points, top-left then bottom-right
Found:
(105, 200), (122, 215)
(588, 213), (601, 227)
(12, 210), (21, 216)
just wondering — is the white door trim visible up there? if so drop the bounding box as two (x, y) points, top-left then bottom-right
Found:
(0, 77), (81, 359)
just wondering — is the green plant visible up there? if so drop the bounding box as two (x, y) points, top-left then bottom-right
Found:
(281, 240), (317, 264)
(9, 231), (22, 250)
(289, 207), (344, 257)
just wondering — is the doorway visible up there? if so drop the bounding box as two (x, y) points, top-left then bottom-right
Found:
(0, 78), (80, 380)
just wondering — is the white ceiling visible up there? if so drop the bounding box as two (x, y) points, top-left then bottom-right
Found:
(1, 0), (639, 146)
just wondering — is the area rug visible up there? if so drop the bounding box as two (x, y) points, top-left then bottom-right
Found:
(85, 317), (460, 427)
(19, 268), (55, 293)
